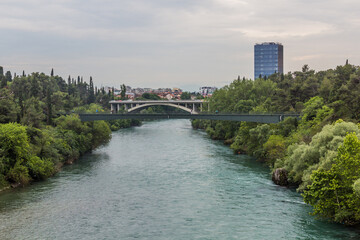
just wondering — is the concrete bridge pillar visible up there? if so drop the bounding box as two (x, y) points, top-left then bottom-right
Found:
(111, 103), (114, 113)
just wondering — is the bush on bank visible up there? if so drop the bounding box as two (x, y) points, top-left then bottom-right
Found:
(0, 115), (112, 189)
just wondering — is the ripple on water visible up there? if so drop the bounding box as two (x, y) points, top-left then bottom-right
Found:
(0, 120), (359, 240)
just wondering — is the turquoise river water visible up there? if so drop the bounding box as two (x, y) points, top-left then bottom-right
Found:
(0, 119), (360, 239)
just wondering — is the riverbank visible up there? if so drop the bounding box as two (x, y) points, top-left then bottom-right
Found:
(1, 119), (358, 239)
(0, 116), (141, 194)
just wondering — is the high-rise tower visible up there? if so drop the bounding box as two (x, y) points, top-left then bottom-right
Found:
(254, 42), (283, 79)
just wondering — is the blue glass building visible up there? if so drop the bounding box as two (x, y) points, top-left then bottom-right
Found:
(254, 42), (283, 79)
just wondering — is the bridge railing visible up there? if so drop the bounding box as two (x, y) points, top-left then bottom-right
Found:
(79, 112), (301, 124)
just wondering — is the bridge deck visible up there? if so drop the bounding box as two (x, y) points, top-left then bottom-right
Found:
(79, 113), (300, 124)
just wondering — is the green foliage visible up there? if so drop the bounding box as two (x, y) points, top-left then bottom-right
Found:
(193, 64), (360, 224)
(26, 156), (54, 180)
(303, 133), (360, 225)
(353, 179), (360, 197)
(0, 123), (31, 171)
(0, 89), (18, 123)
(263, 135), (286, 167)
(72, 103), (106, 114)
(89, 121), (112, 149)
(279, 121), (360, 189)
(230, 122), (265, 156)
(21, 97), (46, 128)
(120, 84), (126, 100)
(139, 93), (161, 100)
(7, 161), (30, 184)
(180, 92), (191, 100)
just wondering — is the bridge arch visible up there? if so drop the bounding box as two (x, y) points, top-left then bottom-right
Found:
(127, 103), (196, 114)
(110, 100), (203, 114)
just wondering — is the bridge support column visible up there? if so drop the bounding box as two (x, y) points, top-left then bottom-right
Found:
(124, 104), (128, 111)
(111, 103), (115, 113)
(117, 104), (120, 113)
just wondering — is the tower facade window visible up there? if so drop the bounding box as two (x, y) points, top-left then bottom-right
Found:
(254, 42), (283, 79)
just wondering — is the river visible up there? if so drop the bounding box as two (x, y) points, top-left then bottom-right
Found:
(0, 120), (359, 239)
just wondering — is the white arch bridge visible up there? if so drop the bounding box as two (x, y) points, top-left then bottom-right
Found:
(110, 100), (204, 114)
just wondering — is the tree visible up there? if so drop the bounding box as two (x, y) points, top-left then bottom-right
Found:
(5, 71), (12, 82)
(0, 123), (32, 184)
(21, 97), (45, 128)
(180, 92), (191, 100)
(141, 93), (160, 100)
(120, 84), (126, 100)
(281, 121), (359, 189)
(46, 88), (53, 125)
(0, 89), (18, 123)
(303, 133), (360, 225)
(88, 76), (95, 104)
(30, 75), (40, 98)
(50, 68), (54, 77)
(0, 76), (6, 88)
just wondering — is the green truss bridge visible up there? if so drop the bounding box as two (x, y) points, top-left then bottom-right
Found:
(79, 113), (300, 124)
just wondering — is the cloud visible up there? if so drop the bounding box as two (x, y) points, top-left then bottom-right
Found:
(0, 0), (360, 88)
(291, 54), (323, 61)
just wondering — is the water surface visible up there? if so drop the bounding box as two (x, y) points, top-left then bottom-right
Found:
(0, 120), (359, 239)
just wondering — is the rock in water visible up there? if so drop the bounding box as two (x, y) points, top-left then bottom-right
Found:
(272, 168), (288, 186)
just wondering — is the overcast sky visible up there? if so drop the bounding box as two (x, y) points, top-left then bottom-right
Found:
(1, 0), (359, 91)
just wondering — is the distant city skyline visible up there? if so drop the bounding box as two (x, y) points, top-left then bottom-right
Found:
(1, 0), (359, 91)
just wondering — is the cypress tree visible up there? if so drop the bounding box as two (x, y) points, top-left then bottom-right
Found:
(88, 76), (95, 104)
(22, 70), (25, 77)
(51, 68), (54, 77)
(0, 66), (3, 76)
(120, 84), (126, 100)
(5, 71), (12, 82)
(0, 76), (7, 88)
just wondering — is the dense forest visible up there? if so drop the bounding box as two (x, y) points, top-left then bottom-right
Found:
(0, 67), (139, 191)
(192, 63), (360, 225)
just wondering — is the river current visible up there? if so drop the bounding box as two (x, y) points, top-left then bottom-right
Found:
(0, 119), (359, 239)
